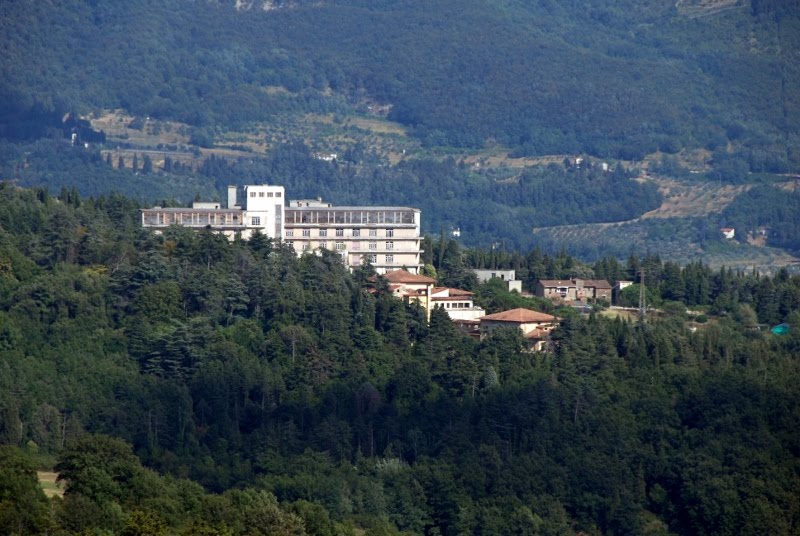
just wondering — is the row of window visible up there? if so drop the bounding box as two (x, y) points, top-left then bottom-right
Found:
(285, 228), (394, 238)
(285, 210), (415, 225)
(315, 241), (395, 250)
(364, 254), (393, 263)
(285, 244), (396, 264)
(249, 191), (282, 198)
(443, 302), (473, 309)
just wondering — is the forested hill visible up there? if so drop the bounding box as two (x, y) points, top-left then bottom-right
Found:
(1, 0), (799, 163)
(2, 184), (800, 534)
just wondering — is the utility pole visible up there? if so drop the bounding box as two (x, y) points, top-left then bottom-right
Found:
(638, 268), (647, 322)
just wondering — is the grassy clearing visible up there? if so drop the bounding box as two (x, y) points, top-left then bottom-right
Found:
(37, 471), (64, 498)
(599, 308), (638, 321)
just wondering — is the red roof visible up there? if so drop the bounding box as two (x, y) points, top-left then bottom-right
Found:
(431, 287), (474, 296)
(481, 308), (556, 323)
(523, 329), (549, 339)
(538, 280), (574, 288)
(582, 279), (612, 290)
(370, 269), (436, 285)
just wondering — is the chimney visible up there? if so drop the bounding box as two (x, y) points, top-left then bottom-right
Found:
(227, 185), (237, 209)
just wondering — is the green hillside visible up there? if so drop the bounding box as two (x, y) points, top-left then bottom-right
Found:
(1, 0), (798, 164)
(1, 184), (800, 535)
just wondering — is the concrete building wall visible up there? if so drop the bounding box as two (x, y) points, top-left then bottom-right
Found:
(285, 206), (422, 274)
(473, 269), (516, 283)
(142, 190), (422, 274)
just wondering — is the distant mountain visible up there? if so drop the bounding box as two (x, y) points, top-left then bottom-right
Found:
(1, 0), (797, 164)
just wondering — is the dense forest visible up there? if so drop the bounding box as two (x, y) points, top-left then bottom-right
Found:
(1, 184), (799, 534)
(1, 0), (799, 166)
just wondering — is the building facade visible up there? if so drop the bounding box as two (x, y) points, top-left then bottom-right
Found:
(473, 269), (523, 293)
(284, 199), (422, 274)
(536, 278), (612, 302)
(141, 184), (285, 240)
(479, 308), (558, 352)
(430, 287), (485, 321)
(141, 187), (423, 274)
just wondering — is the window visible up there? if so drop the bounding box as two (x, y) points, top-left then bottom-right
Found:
(336, 228), (344, 237)
(302, 229), (311, 237)
(251, 217), (261, 225)
(385, 241), (394, 250)
(285, 230), (294, 237)
(319, 229), (328, 237)
(275, 192), (282, 198)
(259, 192), (265, 197)
(352, 229), (360, 237)
(366, 254), (377, 263)
(369, 241), (377, 250)
(369, 229), (377, 237)
(250, 192), (256, 197)
(385, 254), (394, 263)
(267, 192), (274, 197)
(386, 229), (394, 237)
(335, 242), (345, 251)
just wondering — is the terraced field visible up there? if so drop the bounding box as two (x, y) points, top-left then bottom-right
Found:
(639, 176), (752, 219)
(532, 175), (800, 271)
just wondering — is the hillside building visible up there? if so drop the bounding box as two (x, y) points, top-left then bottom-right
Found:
(473, 269), (523, 293)
(479, 308), (558, 352)
(141, 186), (423, 274)
(535, 278), (612, 303)
(430, 287), (485, 321)
(140, 184), (284, 241)
(284, 199), (422, 274)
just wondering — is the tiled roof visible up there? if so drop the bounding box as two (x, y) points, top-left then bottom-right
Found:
(431, 287), (474, 296)
(583, 279), (612, 289)
(538, 280), (575, 288)
(481, 308), (556, 323)
(523, 329), (549, 339)
(378, 270), (436, 284)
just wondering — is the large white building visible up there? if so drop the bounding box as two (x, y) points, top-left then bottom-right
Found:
(140, 186), (422, 274)
(284, 198), (422, 274)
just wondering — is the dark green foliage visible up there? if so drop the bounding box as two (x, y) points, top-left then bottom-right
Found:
(722, 185), (800, 253)
(0, 447), (53, 535)
(0, 187), (799, 534)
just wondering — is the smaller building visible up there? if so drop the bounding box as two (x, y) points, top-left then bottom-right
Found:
(536, 278), (612, 303)
(473, 269), (523, 293)
(369, 269), (436, 317)
(721, 227), (735, 239)
(430, 287), (485, 321)
(480, 308), (558, 351)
